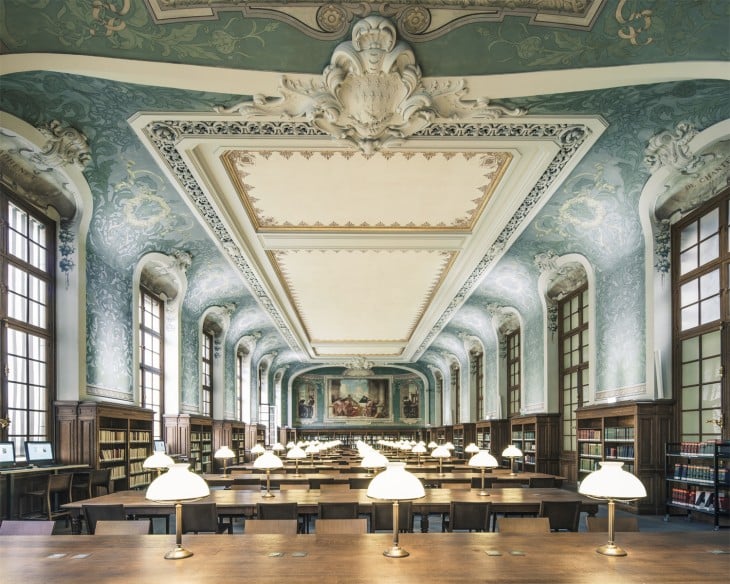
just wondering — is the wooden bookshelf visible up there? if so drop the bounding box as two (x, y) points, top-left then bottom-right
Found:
(452, 423), (476, 459)
(163, 414), (213, 473)
(211, 420), (247, 470)
(475, 419), (509, 460)
(296, 427), (420, 448)
(55, 401), (154, 491)
(509, 414), (560, 475)
(576, 400), (674, 514)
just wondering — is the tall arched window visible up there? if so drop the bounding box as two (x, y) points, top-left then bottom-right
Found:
(139, 288), (164, 439)
(201, 330), (213, 417)
(673, 190), (729, 442)
(507, 330), (521, 417)
(471, 348), (484, 420)
(1, 193), (55, 454)
(451, 362), (460, 424)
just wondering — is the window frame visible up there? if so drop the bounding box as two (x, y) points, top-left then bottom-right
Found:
(507, 330), (521, 417)
(139, 286), (164, 440)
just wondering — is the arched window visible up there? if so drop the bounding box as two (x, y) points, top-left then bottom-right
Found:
(471, 348), (484, 420)
(201, 330), (213, 417)
(0, 192), (55, 453)
(451, 361), (460, 424)
(672, 190), (729, 442)
(139, 287), (164, 439)
(506, 330), (521, 417)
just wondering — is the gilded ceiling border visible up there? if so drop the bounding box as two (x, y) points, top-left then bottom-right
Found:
(144, 0), (607, 41)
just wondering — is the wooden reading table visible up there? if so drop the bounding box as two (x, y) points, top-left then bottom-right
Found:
(2, 532), (728, 583)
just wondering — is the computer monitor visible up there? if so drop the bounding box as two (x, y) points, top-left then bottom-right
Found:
(0, 442), (15, 466)
(24, 441), (54, 465)
(153, 440), (167, 453)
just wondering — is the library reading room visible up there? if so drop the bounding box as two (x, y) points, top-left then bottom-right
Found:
(0, 1), (729, 582)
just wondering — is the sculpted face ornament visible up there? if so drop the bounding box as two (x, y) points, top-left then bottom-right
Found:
(216, 16), (524, 153)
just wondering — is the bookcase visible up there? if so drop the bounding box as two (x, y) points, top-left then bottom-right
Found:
(245, 423), (266, 461)
(452, 423), (476, 459)
(509, 414), (560, 475)
(576, 400), (674, 514)
(55, 401), (154, 491)
(231, 422), (247, 464)
(211, 420), (247, 470)
(163, 414), (213, 474)
(426, 425), (453, 446)
(475, 419), (509, 460)
(665, 440), (729, 529)
(296, 427), (420, 448)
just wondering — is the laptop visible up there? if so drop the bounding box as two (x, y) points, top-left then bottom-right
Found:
(0, 441), (16, 468)
(24, 440), (56, 467)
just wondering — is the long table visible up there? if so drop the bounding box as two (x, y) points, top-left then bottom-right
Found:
(0, 464), (89, 519)
(2, 532), (728, 583)
(63, 487), (598, 533)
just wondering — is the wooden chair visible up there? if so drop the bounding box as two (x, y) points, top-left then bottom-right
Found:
(348, 477), (372, 489)
(370, 501), (413, 533)
(279, 483), (309, 491)
(0, 520), (55, 535)
(22, 473), (73, 521)
(497, 517), (551, 534)
(446, 501), (491, 532)
(470, 476), (495, 489)
(82, 503), (127, 534)
(316, 518), (368, 534)
(244, 519), (298, 534)
(75, 468), (112, 500)
(585, 516), (639, 532)
(490, 481), (524, 488)
(317, 501), (359, 519)
(307, 477), (335, 489)
(94, 520), (151, 535)
(539, 500), (582, 532)
(256, 502), (298, 520)
(181, 502), (231, 534)
(528, 476), (557, 488)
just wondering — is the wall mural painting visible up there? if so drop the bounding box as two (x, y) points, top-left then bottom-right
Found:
(400, 380), (420, 420)
(326, 377), (392, 422)
(296, 381), (318, 423)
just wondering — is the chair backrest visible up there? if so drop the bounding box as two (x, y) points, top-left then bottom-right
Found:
(448, 501), (491, 532)
(307, 477), (335, 489)
(244, 519), (298, 534)
(279, 483), (309, 491)
(528, 476), (557, 488)
(490, 481), (524, 488)
(94, 520), (151, 535)
(82, 504), (127, 534)
(256, 502), (298, 520)
(370, 501), (413, 533)
(0, 520), (55, 535)
(317, 501), (359, 519)
(48, 472), (73, 495)
(230, 483), (261, 491)
(316, 518), (368, 534)
(181, 502), (223, 534)
(470, 476), (495, 489)
(232, 477), (262, 485)
(585, 516), (639, 532)
(497, 517), (551, 534)
(538, 500), (582, 532)
(348, 477), (372, 489)
(88, 468), (112, 497)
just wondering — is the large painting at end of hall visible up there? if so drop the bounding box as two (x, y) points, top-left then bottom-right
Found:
(326, 377), (391, 421)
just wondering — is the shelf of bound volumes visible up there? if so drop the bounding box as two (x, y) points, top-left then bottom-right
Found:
(665, 441), (730, 529)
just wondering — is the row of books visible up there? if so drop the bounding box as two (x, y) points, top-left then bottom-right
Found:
(130, 430), (151, 442)
(580, 443), (602, 456)
(577, 428), (601, 441)
(99, 429), (126, 442)
(99, 448), (125, 461)
(605, 445), (634, 458)
(672, 463), (729, 483)
(670, 486), (729, 512)
(677, 441), (722, 455)
(605, 426), (634, 440)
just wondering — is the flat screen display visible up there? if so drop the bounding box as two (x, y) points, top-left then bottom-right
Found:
(0, 442), (15, 464)
(24, 441), (54, 464)
(153, 440), (166, 453)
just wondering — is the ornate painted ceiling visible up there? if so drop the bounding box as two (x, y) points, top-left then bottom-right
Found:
(0, 1), (728, 394)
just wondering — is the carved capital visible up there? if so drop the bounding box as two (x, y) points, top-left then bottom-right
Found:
(644, 122), (703, 174)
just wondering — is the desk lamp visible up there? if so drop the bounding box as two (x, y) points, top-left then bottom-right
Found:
(427, 441), (437, 450)
(286, 441), (296, 450)
(146, 463), (210, 560)
(272, 442), (286, 454)
(465, 443), (480, 459)
(305, 442), (319, 467)
(367, 462), (425, 558)
(286, 445), (306, 477)
(578, 461), (646, 557)
(468, 449), (499, 496)
(431, 444), (451, 476)
(362, 450), (389, 476)
(213, 445), (234, 474)
(253, 450), (284, 498)
(143, 451), (175, 476)
(251, 443), (265, 459)
(501, 444), (523, 476)
(411, 442), (427, 466)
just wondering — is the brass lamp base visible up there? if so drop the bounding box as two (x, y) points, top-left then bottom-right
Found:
(383, 545), (409, 558)
(477, 489), (490, 496)
(165, 545), (194, 560)
(596, 543), (627, 557)
(262, 491), (275, 498)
